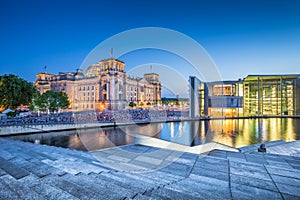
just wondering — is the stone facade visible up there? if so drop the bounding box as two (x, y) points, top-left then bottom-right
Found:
(34, 58), (161, 110)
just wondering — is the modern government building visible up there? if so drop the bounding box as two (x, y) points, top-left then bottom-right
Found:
(34, 58), (162, 110)
(189, 74), (300, 117)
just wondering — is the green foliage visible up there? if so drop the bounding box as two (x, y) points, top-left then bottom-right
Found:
(0, 74), (37, 109)
(30, 90), (70, 112)
(29, 91), (45, 111)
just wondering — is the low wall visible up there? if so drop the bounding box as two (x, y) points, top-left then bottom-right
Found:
(134, 134), (239, 154)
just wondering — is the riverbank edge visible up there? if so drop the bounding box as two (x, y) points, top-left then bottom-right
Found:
(0, 115), (299, 137)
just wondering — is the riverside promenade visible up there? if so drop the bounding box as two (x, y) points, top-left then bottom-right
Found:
(0, 123), (114, 136)
(0, 137), (300, 199)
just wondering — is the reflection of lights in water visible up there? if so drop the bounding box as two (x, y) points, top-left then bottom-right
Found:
(200, 121), (205, 141)
(209, 120), (236, 147)
(235, 119), (251, 148)
(34, 139), (40, 144)
(170, 122), (174, 138)
(261, 119), (267, 141)
(125, 133), (134, 144)
(68, 132), (84, 149)
(11, 118), (300, 151)
(269, 118), (278, 141)
(277, 118), (281, 139)
(178, 123), (184, 137)
(286, 118), (295, 142)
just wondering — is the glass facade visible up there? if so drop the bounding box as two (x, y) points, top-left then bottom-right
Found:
(190, 75), (300, 118)
(198, 83), (207, 116)
(189, 76), (208, 118)
(207, 81), (243, 117)
(243, 75), (299, 116)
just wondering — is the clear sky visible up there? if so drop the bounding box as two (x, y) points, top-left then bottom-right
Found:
(0, 0), (300, 97)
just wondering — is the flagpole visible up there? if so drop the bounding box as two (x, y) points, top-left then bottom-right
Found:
(110, 48), (113, 58)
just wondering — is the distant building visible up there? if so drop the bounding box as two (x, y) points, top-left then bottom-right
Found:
(189, 74), (300, 117)
(34, 58), (162, 110)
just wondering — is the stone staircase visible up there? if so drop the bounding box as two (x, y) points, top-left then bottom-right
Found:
(207, 147), (300, 199)
(238, 140), (287, 153)
(0, 138), (300, 199)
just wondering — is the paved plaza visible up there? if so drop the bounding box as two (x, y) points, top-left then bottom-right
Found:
(0, 138), (300, 199)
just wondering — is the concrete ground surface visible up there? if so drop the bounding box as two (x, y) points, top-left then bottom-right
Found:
(0, 138), (300, 200)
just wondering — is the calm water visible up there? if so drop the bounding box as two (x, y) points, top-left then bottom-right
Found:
(5, 118), (300, 151)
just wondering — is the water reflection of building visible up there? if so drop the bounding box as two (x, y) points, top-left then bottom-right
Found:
(189, 74), (300, 117)
(34, 58), (162, 110)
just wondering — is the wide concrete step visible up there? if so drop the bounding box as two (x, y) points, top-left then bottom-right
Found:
(132, 193), (159, 200)
(62, 173), (136, 199)
(265, 140), (300, 156)
(0, 169), (7, 177)
(98, 171), (157, 192)
(208, 149), (300, 171)
(239, 140), (286, 153)
(158, 161), (193, 177)
(144, 186), (205, 200)
(42, 157), (107, 175)
(19, 175), (80, 200)
(42, 175), (102, 200)
(90, 172), (148, 194)
(0, 156), (30, 179)
(191, 164), (229, 181)
(140, 170), (183, 183)
(0, 149), (15, 160)
(0, 175), (43, 200)
(230, 182), (283, 200)
(119, 171), (170, 187)
(175, 174), (231, 199)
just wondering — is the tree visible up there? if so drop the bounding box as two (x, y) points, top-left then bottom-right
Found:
(55, 91), (70, 111)
(42, 90), (70, 112)
(0, 74), (36, 109)
(29, 91), (46, 112)
(30, 90), (70, 113)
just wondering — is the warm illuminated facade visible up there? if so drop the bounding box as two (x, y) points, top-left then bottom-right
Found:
(189, 77), (243, 117)
(189, 74), (300, 117)
(243, 75), (300, 116)
(34, 58), (161, 110)
(207, 80), (243, 117)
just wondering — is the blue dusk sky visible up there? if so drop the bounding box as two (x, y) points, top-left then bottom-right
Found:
(0, 0), (300, 97)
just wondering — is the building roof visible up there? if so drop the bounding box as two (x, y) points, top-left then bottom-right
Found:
(144, 73), (159, 76)
(206, 80), (243, 85)
(99, 58), (125, 64)
(244, 74), (300, 81)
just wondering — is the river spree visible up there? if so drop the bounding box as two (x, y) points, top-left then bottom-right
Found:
(5, 118), (300, 151)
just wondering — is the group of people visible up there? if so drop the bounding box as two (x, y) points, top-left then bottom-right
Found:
(0, 109), (188, 126)
(0, 113), (74, 126)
